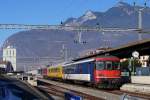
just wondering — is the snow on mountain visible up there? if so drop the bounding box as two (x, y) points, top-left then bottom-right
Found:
(64, 11), (97, 26)
(115, 1), (131, 8)
(78, 11), (97, 24)
(82, 11), (97, 20)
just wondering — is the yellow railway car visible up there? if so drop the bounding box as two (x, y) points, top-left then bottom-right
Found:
(47, 65), (63, 79)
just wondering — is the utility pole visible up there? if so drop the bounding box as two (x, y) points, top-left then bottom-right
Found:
(134, 0), (147, 40)
(138, 8), (144, 40)
(138, 9), (143, 30)
(61, 44), (68, 62)
(78, 31), (82, 43)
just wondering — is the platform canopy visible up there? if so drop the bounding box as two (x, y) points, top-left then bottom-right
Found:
(73, 39), (150, 61)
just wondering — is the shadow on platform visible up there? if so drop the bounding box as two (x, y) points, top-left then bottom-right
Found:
(0, 75), (53, 100)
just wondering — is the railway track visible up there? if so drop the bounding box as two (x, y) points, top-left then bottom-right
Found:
(102, 90), (150, 100)
(83, 84), (150, 100)
(56, 81), (150, 100)
(75, 85), (150, 100)
(37, 78), (150, 100)
(37, 85), (64, 100)
(37, 84), (103, 100)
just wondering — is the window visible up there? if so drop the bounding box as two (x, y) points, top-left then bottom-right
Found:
(96, 61), (105, 70)
(6, 50), (8, 55)
(10, 51), (11, 56)
(96, 61), (120, 70)
(23, 77), (28, 80)
(30, 77), (34, 80)
(63, 65), (76, 74)
(106, 61), (112, 70)
(13, 50), (15, 56)
(105, 61), (120, 70)
(19, 78), (22, 80)
(112, 62), (120, 70)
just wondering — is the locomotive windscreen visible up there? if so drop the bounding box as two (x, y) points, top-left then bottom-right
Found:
(96, 61), (120, 70)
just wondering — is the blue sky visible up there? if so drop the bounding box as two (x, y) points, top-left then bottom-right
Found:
(0, 0), (149, 46)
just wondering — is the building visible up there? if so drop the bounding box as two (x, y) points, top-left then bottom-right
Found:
(79, 47), (111, 57)
(139, 55), (149, 67)
(3, 46), (16, 71)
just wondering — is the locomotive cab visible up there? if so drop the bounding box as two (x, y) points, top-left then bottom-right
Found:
(94, 56), (121, 88)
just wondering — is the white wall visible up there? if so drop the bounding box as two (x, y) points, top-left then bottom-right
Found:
(3, 46), (16, 71)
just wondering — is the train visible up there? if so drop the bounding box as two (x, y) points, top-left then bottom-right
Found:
(38, 56), (130, 88)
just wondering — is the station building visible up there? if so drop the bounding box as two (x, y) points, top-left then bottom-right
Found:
(139, 55), (149, 67)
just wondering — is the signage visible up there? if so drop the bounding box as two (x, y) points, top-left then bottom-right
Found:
(65, 92), (83, 100)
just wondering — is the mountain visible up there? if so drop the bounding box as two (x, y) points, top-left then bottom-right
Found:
(1, 2), (150, 71)
(64, 10), (98, 26)
(64, 2), (150, 28)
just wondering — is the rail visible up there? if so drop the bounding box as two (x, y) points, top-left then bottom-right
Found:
(37, 78), (150, 100)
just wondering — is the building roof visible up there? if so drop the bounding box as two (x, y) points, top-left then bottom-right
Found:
(73, 39), (150, 61)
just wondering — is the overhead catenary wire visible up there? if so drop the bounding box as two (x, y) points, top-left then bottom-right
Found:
(0, 23), (143, 32)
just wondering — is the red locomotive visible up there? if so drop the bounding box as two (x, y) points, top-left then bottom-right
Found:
(94, 56), (121, 88)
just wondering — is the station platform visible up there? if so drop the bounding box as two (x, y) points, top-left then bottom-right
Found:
(120, 83), (150, 95)
(38, 78), (150, 100)
(0, 75), (51, 100)
(131, 76), (150, 84)
(121, 76), (150, 95)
